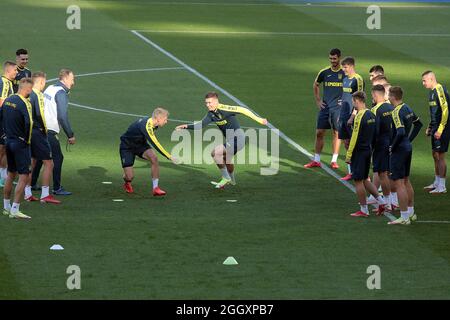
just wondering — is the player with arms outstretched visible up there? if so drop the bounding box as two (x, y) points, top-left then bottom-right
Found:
(176, 92), (268, 189)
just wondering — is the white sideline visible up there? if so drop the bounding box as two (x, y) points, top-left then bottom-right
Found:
(68, 102), (264, 129)
(46, 67), (185, 83)
(133, 30), (450, 38)
(134, 2), (450, 9)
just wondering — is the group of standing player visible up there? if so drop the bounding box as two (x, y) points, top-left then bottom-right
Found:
(305, 48), (449, 225)
(0, 49), (76, 219)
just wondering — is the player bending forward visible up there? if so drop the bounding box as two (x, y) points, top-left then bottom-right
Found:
(120, 107), (177, 196)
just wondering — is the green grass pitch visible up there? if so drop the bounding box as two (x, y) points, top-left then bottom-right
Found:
(0, 0), (450, 299)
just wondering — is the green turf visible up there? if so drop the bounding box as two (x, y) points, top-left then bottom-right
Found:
(1, 0), (450, 299)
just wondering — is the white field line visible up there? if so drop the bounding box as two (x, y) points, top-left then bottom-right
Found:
(131, 2), (450, 8)
(46, 67), (185, 82)
(134, 30), (450, 38)
(415, 221), (450, 224)
(68, 102), (264, 129)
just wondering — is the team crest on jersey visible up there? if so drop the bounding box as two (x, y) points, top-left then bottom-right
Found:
(338, 74), (343, 80)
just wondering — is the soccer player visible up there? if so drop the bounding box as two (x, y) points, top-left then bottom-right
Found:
(120, 107), (177, 196)
(368, 75), (402, 207)
(339, 57), (364, 181)
(13, 49), (32, 93)
(370, 85), (394, 212)
(369, 65), (384, 82)
(176, 92), (268, 189)
(388, 87), (423, 225)
(2, 78), (34, 219)
(26, 72), (61, 204)
(38, 69), (76, 195)
(422, 70), (449, 194)
(345, 92), (385, 217)
(304, 48), (345, 169)
(0, 61), (18, 187)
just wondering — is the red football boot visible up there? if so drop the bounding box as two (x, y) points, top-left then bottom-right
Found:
(350, 210), (369, 218)
(330, 162), (339, 169)
(25, 196), (39, 202)
(153, 186), (166, 196)
(304, 161), (321, 168)
(40, 195), (61, 204)
(123, 182), (134, 193)
(340, 173), (352, 181)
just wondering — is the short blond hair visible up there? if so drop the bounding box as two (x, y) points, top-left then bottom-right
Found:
(32, 71), (47, 83)
(19, 77), (33, 90)
(152, 107), (169, 118)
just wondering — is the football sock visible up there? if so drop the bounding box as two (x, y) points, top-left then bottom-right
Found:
(4, 199), (11, 211)
(220, 168), (231, 180)
(11, 203), (20, 214)
(152, 179), (159, 189)
(25, 186), (32, 199)
(41, 186), (50, 199)
(391, 192), (398, 205)
(401, 210), (409, 220)
(434, 175), (440, 186)
(408, 206), (414, 217)
(439, 177), (446, 188)
(385, 193), (392, 207)
(0, 168), (6, 180)
(314, 153), (320, 162)
(376, 196), (386, 205)
(360, 205), (369, 214)
(331, 154), (338, 163)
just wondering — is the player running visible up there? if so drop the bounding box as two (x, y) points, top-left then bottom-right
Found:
(120, 107), (177, 196)
(304, 48), (344, 169)
(176, 92), (268, 189)
(422, 70), (449, 194)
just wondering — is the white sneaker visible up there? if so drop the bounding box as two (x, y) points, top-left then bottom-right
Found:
(388, 217), (411, 225)
(410, 213), (417, 222)
(9, 211), (31, 219)
(430, 187), (447, 194)
(424, 183), (436, 190)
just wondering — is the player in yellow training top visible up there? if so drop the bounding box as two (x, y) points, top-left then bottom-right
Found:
(176, 92), (268, 189)
(120, 107), (177, 196)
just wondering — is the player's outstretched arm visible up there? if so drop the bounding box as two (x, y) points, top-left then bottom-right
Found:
(175, 124), (188, 130)
(219, 105), (268, 125)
